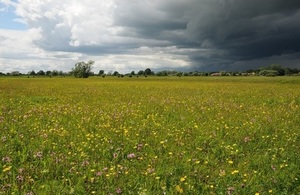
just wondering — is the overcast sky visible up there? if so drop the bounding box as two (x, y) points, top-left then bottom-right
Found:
(0, 0), (300, 73)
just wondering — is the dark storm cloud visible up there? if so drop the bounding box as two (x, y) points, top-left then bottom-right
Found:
(113, 0), (300, 70)
(185, 0), (300, 69)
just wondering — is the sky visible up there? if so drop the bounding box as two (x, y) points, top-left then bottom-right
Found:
(0, 0), (300, 74)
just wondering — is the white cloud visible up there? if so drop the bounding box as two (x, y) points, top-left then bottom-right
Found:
(13, 0), (117, 48)
(0, 28), (82, 73)
(0, 0), (195, 73)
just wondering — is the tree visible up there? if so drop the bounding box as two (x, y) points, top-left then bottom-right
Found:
(112, 71), (119, 76)
(11, 71), (21, 76)
(29, 70), (36, 75)
(37, 70), (45, 75)
(46, 71), (52, 76)
(98, 70), (105, 76)
(72, 60), (94, 78)
(52, 70), (59, 76)
(259, 70), (278, 77)
(58, 71), (64, 76)
(137, 70), (144, 75)
(144, 68), (152, 76)
(260, 64), (285, 76)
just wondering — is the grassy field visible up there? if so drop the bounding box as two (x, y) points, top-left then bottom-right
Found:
(0, 76), (299, 194)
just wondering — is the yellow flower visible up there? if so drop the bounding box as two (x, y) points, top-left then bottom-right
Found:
(219, 170), (226, 176)
(180, 177), (186, 182)
(228, 160), (233, 164)
(2, 166), (12, 172)
(176, 185), (183, 193)
(255, 193), (260, 195)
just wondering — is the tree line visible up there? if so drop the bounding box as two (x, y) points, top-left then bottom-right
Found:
(1, 62), (299, 78)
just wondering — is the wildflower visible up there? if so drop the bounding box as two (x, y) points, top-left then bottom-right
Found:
(90, 177), (95, 183)
(96, 171), (102, 176)
(228, 160), (233, 164)
(3, 166), (12, 172)
(16, 175), (24, 182)
(136, 143), (143, 150)
(231, 170), (239, 174)
(175, 185), (183, 193)
(2, 156), (12, 163)
(127, 153), (136, 159)
(180, 176), (186, 182)
(227, 187), (234, 195)
(244, 136), (251, 142)
(116, 187), (122, 194)
(219, 170), (226, 176)
(81, 160), (89, 167)
(147, 168), (155, 174)
(18, 168), (24, 174)
(255, 193), (260, 195)
(1, 136), (7, 142)
(271, 165), (276, 171)
(34, 152), (43, 159)
(113, 153), (118, 158)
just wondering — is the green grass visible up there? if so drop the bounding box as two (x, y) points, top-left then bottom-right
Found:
(0, 76), (300, 194)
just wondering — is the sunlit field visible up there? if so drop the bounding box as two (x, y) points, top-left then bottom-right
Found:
(0, 76), (299, 194)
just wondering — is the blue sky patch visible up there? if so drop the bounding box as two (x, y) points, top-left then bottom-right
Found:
(0, 3), (27, 30)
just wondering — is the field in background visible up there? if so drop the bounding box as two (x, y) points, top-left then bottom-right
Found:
(0, 76), (299, 194)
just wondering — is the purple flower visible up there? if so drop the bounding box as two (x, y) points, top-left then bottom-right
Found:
(16, 175), (24, 182)
(96, 171), (103, 176)
(137, 144), (143, 150)
(116, 187), (122, 194)
(35, 152), (43, 159)
(244, 136), (251, 143)
(127, 153), (136, 159)
(113, 153), (118, 158)
(81, 160), (89, 167)
(18, 168), (24, 174)
(227, 187), (235, 195)
(2, 156), (12, 163)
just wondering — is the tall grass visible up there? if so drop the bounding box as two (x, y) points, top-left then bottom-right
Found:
(0, 76), (299, 194)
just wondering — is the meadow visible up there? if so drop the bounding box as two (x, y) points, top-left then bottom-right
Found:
(0, 76), (299, 194)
